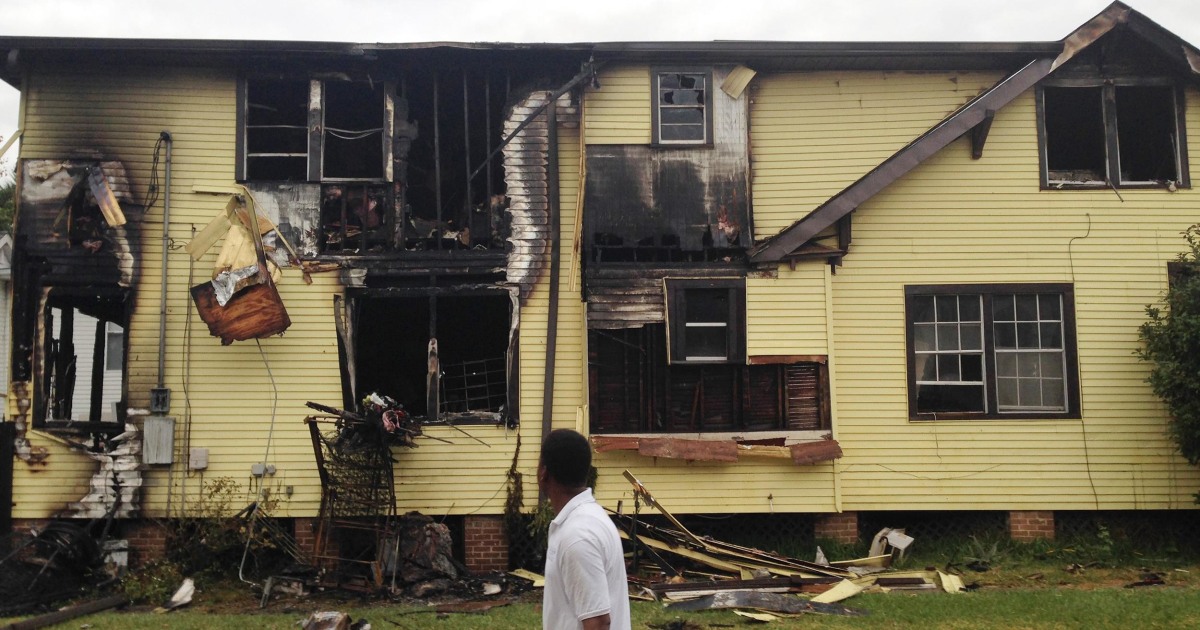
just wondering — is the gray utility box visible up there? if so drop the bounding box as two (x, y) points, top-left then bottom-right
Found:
(144, 416), (176, 465)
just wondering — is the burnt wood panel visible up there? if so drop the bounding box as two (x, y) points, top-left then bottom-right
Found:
(585, 266), (747, 329)
(589, 324), (827, 434)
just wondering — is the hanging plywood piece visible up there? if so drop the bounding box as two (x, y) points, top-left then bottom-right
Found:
(789, 440), (843, 465)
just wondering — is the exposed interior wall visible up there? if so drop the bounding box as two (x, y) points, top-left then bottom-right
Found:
(827, 86), (1200, 511)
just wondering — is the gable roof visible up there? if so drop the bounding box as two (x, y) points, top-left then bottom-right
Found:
(748, 2), (1200, 264)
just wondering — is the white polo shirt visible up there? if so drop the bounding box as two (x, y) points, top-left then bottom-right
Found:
(543, 489), (631, 630)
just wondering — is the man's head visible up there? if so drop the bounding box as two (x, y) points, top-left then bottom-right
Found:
(538, 428), (592, 490)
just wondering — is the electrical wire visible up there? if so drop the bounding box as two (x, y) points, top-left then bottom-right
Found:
(325, 127), (383, 141)
(143, 135), (165, 211)
(238, 339), (280, 587)
(1068, 212), (1101, 509)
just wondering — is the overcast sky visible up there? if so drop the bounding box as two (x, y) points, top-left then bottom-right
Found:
(3, 0), (1199, 172)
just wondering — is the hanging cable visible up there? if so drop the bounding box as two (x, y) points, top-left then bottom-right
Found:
(238, 338), (280, 586)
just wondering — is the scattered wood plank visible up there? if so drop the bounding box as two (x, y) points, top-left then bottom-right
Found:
(811, 578), (866, 604)
(1, 594), (128, 630)
(591, 436), (641, 453)
(665, 591), (866, 616)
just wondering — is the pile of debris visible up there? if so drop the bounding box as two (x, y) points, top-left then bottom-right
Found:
(618, 470), (965, 619)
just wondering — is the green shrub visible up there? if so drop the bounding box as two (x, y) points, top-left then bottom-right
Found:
(1139, 224), (1200, 501)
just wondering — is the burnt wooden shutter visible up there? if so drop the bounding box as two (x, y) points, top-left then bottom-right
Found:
(784, 363), (823, 430)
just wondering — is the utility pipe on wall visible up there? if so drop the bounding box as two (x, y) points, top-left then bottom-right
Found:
(155, 131), (173, 411)
(540, 99), (561, 450)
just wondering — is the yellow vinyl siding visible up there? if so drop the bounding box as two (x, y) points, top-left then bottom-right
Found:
(828, 87), (1200, 511)
(11, 69), (591, 520)
(584, 66), (651, 144)
(750, 71), (1002, 239)
(746, 265), (828, 356)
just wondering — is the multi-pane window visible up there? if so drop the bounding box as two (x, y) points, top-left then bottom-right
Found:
(683, 288), (731, 361)
(1040, 83), (1187, 187)
(666, 279), (744, 364)
(911, 294), (985, 413)
(652, 70), (712, 145)
(992, 294), (1066, 412)
(906, 284), (1079, 420)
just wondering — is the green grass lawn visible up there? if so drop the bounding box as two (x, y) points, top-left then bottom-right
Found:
(7, 537), (1200, 629)
(8, 583), (1200, 629)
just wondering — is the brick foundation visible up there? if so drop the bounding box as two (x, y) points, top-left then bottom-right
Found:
(463, 514), (508, 573)
(123, 519), (169, 566)
(10, 518), (53, 534)
(814, 512), (859, 544)
(1009, 510), (1055, 542)
(294, 517), (318, 559)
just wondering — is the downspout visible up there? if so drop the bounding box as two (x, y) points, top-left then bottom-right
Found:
(823, 264), (842, 513)
(155, 132), (172, 411)
(540, 100), (561, 449)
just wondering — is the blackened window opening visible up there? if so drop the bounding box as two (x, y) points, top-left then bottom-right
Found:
(589, 325), (826, 434)
(245, 79), (309, 181)
(323, 82), (386, 180)
(1043, 84), (1181, 186)
(39, 293), (127, 425)
(1044, 87), (1106, 183)
(354, 294), (510, 420)
(1116, 86), (1179, 183)
(400, 68), (510, 251)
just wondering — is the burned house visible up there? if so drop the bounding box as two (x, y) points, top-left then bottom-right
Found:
(3, 1), (1200, 572)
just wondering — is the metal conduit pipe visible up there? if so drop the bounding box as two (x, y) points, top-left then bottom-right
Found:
(540, 100), (561, 449)
(156, 131), (173, 400)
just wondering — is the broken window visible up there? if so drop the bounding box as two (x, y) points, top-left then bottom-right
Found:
(345, 291), (513, 422)
(241, 78), (391, 183)
(40, 292), (128, 425)
(1041, 84), (1185, 187)
(240, 68), (516, 255)
(323, 81), (387, 180)
(906, 284), (1080, 420)
(589, 325), (827, 434)
(666, 279), (745, 364)
(243, 79), (310, 181)
(652, 70), (712, 145)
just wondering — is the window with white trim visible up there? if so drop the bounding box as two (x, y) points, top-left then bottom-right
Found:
(652, 70), (712, 146)
(906, 284), (1080, 420)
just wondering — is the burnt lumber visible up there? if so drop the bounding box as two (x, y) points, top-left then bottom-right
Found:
(1, 594), (128, 630)
(665, 591), (866, 616)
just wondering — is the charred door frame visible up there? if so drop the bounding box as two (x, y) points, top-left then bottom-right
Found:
(338, 285), (519, 425)
(0, 421), (13, 536)
(31, 285), (131, 432)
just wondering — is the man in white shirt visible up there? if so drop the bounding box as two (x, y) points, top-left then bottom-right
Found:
(538, 429), (631, 630)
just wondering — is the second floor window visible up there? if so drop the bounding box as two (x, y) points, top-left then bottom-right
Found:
(240, 78), (391, 182)
(1040, 83), (1187, 188)
(652, 70), (712, 146)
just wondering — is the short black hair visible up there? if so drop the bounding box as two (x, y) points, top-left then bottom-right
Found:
(539, 429), (592, 487)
